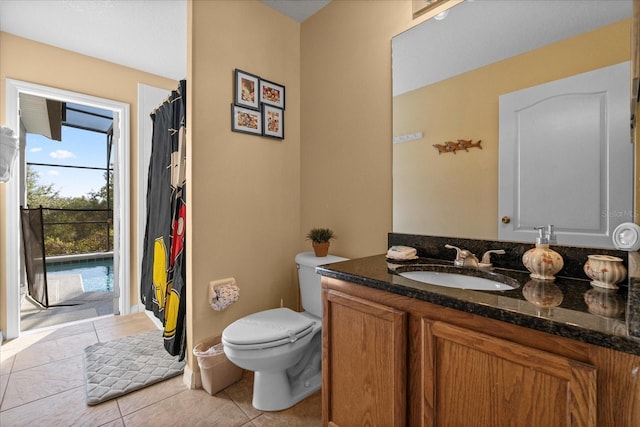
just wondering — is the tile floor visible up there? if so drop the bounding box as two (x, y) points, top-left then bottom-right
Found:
(1, 312), (322, 426)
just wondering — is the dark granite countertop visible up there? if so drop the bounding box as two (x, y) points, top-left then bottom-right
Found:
(317, 254), (640, 357)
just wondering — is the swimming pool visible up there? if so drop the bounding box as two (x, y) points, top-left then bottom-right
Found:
(47, 258), (114, 292)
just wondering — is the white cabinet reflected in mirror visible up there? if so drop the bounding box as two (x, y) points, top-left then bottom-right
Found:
(392, 0), (633, 248)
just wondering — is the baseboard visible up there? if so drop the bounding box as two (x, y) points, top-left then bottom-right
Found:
(142, 309), (164, 330)
(138, 307), (195, 388)
(183, 364), (201, 389)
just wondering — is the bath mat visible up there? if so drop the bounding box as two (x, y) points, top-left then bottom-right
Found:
(83, 330), (185, 405)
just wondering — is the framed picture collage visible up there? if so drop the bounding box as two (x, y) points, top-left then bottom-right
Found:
(231, 69), (285, 140)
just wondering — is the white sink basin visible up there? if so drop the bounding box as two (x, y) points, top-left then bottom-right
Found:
(398, 267), (518, 291)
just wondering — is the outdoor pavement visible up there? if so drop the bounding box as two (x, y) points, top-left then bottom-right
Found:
(20, 275), (114, 331)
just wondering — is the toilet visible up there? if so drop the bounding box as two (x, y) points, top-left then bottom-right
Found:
(222, 252), (348, 411)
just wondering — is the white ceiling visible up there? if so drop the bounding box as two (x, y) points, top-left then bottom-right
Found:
(0, 0), (330, 81)
(393, 0), (633, 96)
(260, 0), (330, 22)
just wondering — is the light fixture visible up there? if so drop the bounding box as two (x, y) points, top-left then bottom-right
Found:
(613, 222), (640, 251)
(434, 10), (449, 20)
(0, 125), (19, 183)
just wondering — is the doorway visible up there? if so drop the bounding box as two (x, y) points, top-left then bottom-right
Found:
(4, 79), (131, 339)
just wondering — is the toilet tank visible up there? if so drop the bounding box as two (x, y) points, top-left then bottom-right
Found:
(295, 252), (348, 318)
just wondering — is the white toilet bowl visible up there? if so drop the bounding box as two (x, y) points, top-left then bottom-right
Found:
(222, 308), (322, 411)
(221, 252), (347, 411)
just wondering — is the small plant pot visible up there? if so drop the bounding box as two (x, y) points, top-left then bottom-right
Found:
(312, 242), (330, 257)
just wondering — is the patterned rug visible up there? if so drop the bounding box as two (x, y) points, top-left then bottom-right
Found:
(83, 330), (185, 405)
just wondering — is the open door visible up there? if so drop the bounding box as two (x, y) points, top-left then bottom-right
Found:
(4, 79), (131, 339)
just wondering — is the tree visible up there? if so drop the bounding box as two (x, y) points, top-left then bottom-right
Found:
(25, 165), (114, 255)
(87, 169), (113, 208)
(26, 165), (61, 208)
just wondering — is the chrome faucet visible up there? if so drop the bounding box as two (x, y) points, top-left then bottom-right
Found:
(445, 244), (479, 267)
(479, 249), (505, 268)
(445, 245), (506, 268)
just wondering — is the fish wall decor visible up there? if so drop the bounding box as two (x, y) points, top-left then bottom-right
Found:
(433, 139), (482, 155)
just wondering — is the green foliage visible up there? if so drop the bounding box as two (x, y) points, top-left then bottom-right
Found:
(26, 165), (114, 256)
(26, 166), (61, 208)
(306, 227), (336, 243)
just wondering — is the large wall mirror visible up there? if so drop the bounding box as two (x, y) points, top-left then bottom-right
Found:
(392, 0), (634, 248)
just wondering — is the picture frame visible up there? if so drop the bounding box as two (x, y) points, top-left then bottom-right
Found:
(262, 105), (284, 139)
(259, 78), (286, 110)
(231, 104), (262, 135)
(234, 69), (260, 110)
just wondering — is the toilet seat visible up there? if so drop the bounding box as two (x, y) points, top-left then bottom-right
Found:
(222, 308), (315, 350)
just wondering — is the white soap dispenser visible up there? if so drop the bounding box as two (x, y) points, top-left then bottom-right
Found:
(522, 225), (564, 281)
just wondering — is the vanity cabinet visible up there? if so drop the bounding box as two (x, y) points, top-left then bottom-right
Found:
(322, 277), (640, 427)
(423, 320), (595, 426)
(322, 291), (407, 427)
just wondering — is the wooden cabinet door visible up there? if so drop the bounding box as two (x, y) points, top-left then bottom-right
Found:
(323, 290), (407, 427)
(422, 320), (596, 427)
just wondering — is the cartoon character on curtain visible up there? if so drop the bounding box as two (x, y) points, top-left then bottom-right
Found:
(163, 118), (187, 358)
(141, 80), (187, 358)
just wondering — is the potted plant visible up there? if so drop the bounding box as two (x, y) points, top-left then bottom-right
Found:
(306, 227), (336, 257)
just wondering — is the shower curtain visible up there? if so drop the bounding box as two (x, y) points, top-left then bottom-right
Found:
(140, 80), (187, 359)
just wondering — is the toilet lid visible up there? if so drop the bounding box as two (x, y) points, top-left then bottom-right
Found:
(222, 308), (315, 350)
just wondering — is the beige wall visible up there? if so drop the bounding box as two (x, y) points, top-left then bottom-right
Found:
(185, 0), (426, 376)
(187, 0), (301, 373)
(0, 32), (177, 334)
(393, 19), (631, 239)
(300, 1), (420, 259)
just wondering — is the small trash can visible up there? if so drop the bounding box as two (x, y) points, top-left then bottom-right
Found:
(192, 335), (242, 395)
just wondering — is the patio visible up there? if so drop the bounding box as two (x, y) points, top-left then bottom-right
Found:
(20, 272), (114, 331)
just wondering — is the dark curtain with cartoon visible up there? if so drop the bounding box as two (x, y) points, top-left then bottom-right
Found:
(140, 80), (187, 359)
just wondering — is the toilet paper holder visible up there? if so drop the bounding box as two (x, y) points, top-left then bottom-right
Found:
(209, 278), (240, 311)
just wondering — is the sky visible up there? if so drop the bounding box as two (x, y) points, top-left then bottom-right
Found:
(27, 126), (111, 198)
